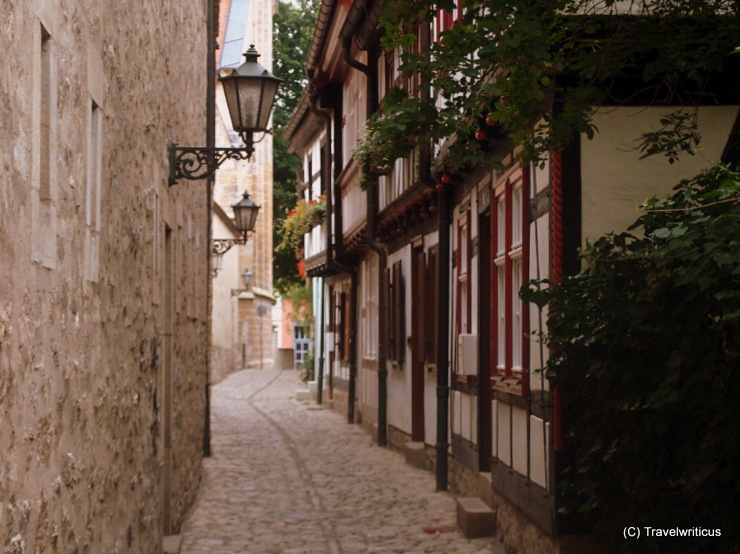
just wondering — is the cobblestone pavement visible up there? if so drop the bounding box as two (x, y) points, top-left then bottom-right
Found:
(179, 369), (505, 554)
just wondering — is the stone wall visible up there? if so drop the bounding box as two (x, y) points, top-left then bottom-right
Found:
(0, 0), (209, 551)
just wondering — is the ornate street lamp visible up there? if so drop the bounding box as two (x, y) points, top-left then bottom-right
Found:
(211, 192), (261, 275)
(168, 44), (277, 275)
(231, 268), (254, 296)
(168, 45), (281, 186)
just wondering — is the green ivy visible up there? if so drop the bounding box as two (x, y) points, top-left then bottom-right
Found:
(369, 0), (740, 173)
(523, 165), (740, 552)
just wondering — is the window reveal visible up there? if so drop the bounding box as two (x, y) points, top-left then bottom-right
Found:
(491, 168), (529, 396)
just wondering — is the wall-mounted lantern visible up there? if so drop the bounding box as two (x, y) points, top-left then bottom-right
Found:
(212, 192), (261, 277)
(231, 268), (254, 296)
(167, 45), (278, 278)
(168, 45), (281, 186)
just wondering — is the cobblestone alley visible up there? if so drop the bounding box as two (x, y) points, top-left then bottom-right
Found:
(178, 369), (505, 553)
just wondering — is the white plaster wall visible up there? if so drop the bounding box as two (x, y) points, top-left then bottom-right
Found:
(495, 400), (511, 465)
(211, 214), (243, 381)
(529, 415), (550, 489)
(424, 232), (440, 443)
(581, 106), (739, 246)
(528, 167), (550, 390)
(511, 406), (528, 476)
(386, 245), (412, 435)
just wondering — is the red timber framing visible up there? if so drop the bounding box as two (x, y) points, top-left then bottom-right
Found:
(549, 144), (582, 454)
(435, 0), (464, 42)
(490, 165), (530, 397)
(488, 162), (556, 535)
(550, 151), (565, 452)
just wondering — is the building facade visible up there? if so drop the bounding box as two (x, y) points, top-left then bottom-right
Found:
(286, 0), (740, 552)
(211, 0), (277, 378)
(0, 0), (212, 551)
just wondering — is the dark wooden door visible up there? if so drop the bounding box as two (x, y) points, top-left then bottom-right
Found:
(411, 245), (425, 442)
(478, 213), (493, 471)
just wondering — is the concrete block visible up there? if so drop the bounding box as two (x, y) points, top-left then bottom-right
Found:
(307, 380), (318, 394)
(404, 441), (427, 470)
(478, 471), (494, 509)
(162, 535), (182, 554)
(294, 389), (313, 401)
(456, 497), (495, 539)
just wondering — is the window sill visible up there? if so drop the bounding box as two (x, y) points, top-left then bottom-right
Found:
(491, 374), (523, 396)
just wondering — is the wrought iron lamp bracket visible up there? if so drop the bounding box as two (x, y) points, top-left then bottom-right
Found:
(211, 235), (250, 257)
(168, 141), (254, 186)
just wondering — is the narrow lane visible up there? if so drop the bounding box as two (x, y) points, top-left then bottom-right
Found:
(179, 369), (502, 553)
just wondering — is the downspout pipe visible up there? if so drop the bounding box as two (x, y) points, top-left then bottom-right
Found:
(341, 12), (389, 447)
(307, 86), (360, 424)
(316, 280), (325, 404)
(204, 0), (216, 459)
(435, 187), (452, 491)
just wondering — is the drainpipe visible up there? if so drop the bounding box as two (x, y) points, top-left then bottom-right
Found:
(203, 0), (216, 459)
(435, 187), (452, 491)
(341, 20), (389, 447)
(307, 85), (360, 424)
(316, 279), (325, 404)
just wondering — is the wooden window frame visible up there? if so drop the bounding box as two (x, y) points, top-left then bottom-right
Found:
(435, 0), (464, 43)
(491, 168), (530, 396)
(456, 209), (472, 338)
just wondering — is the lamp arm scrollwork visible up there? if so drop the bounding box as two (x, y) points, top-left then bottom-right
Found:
(211, 237), (248, 257)
(168, 141), (254, 186)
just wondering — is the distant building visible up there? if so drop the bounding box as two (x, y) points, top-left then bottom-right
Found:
(211, 0), (276, 378)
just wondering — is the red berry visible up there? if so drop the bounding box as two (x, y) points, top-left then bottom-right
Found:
(485, 116), (499, 127)
(441, 174), (452, 184)
(475, 129), (487, 141)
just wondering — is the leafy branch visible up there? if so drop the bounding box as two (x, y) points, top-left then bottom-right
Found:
(364, 0), (740, 180)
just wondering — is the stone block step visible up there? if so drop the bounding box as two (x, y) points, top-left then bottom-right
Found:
(403, 441), (427, 470)
(294, 389), (313, 401)
(478, 471), (494, 509)
(162, 535), (181, 554)
(456, 496), (495, 539)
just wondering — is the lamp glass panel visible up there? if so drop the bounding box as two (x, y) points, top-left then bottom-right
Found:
(221, 78), (241, 132)
(256, 80), (279, 130)
(212, 251), (224, 274)
(233, 204), (259, 233)
(242, 270), (253, 289)
(236, 80), (264, 131)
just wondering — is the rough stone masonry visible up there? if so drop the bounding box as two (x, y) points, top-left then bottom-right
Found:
(0, 0), (211, 551)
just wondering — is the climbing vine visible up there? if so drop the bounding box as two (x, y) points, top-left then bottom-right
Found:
(523, 165), (740, 551)
(367, 0), (740, 174)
